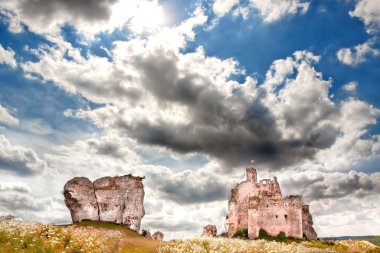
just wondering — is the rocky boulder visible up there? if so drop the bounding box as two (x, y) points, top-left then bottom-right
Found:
(152, 231), (164, 241)
(63, 175), (145, 232)
(64, 177), (99, 223)
(202, 224), (217, 237)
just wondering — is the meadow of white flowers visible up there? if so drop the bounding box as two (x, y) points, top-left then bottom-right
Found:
(158, 237), (380, 253)
(1, 218), (379, 253)
(0, 219), (121, 252)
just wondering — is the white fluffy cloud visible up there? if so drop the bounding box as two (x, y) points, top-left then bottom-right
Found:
(45, 134), (141, 177)
(212, 0), (309, 22)
(213, 0), (240, 17)
(22, 7), (208, 105)
(337, 39), (380, 66)
(350, 0), (380, 34)
(0, 135), (46, 176)
(342, 81), (358, 93)
(0, 181), (31, 193)
(249, 0), (309, 22)
(23, 17), (380, 171)
(0, 105), (19, 126)
(0, 44), (17, 68)
(0, 185), (69, 224)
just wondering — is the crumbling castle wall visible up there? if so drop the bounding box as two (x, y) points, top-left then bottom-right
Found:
(225, 167), (317, 239)
(248, 197), (303, 239)
(64, 175), (145, 232)
(225, 168), (282, 237)
(302, 205), (317, 239)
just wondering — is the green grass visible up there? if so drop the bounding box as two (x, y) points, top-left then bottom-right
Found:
(347, 236), (380, 247)
(325, 236), (380, 247)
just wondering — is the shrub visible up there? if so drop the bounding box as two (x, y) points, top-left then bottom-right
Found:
(277, 231), (287, 242)
(233, 228), (249, 239)
(141, 228), (151, 238)
(258, 228), (270, 239)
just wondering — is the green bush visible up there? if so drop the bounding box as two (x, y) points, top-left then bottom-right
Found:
(258, 228), (306, 243)
(233, 229), (249, 239)
(277, 231), (286, 242)
(258, 228), (270, 239)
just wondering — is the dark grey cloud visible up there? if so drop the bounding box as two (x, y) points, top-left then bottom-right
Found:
(281, 171), (380, 202)
(135, 51), (205, 105)
(97, 51), (346, 171)
(0, 0), (125, 36)
(19, 0), (117, 23)
(156, 174), (229, 204)
(87, 138), (126, 159)
(116, 114), (336, 170)
(143, 167), (230, 205)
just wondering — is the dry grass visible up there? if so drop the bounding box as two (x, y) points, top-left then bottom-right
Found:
(78, 220), (161, 253)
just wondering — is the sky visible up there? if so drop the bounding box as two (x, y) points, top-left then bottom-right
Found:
(0, 0), (379, 240)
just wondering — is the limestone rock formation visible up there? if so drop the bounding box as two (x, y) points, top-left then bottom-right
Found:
(64, 177), (99, 223)
(202, 224), (217, 237)
(64, 175), (145, 232)
(152, 231), (164, 241)
(225, 167), (317, 239)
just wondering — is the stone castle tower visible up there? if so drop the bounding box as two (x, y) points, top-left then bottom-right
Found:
(225, 167), (317, 239)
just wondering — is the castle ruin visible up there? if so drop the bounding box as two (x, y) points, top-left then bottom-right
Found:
(225, 167), (317, 239)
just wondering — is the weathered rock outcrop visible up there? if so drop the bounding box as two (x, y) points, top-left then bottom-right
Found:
(63, 177), (99, 223)
(225, 167), (317, 239)
(202, 224), (217, 237)
(152, 231), (164, 241)
(64, 175), (145, 232)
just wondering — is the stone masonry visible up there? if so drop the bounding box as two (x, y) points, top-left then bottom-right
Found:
(225, 167), (317, 239)
(64, 174), (145, 232)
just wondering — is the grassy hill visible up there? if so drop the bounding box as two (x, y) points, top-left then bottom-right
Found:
(1, 218), (379, 253)
(0, 219), (161, 253)
(73, 220), (161, 253)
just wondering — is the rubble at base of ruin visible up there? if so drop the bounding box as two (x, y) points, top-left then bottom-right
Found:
(202, 224), (217, 237)
(225, 168), (317, 240)
(152, 231), (165, 241)
(63, 175), (145, 232)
